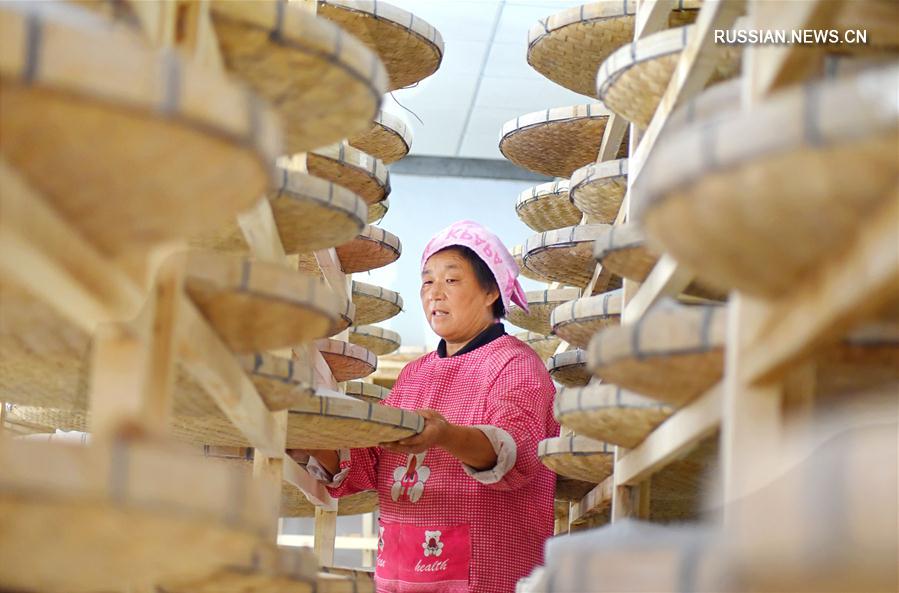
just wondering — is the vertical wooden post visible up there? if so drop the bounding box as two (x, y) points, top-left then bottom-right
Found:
(314, 507), (338, 566)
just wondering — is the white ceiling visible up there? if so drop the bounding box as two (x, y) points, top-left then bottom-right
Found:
(380, 0), (589, 160)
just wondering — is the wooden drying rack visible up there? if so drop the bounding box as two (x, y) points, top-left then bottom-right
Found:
(0, 0), (355, 569)
(548, 0), (898, 532)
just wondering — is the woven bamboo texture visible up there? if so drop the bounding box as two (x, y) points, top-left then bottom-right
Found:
(0, 282), (91, 409)
(348, 110), (413, 164)
(569, 158), (628, 223)
(335, 225), (402, 274)
(507, 288), (581, 335)
(367, 197), (389, 223)
(526, 0), (700, 97)
(538, 435), (614, 483)
(184, 252), (338, 353)
(0, 2), (281, 258)
(637, 66), (899, 298)
(352, 281), (404, 325)
(512, 244), (553, 283)
(191, 169), (367, 255)
(816, 322), (899, 399)
(316, 339), (377, 381)
(159, 543), (318, 593)
(554, 384), (673, 448)
(344, 381), (390, 404)
(555, 476), (596, 502)
(596, 24), (742, 128)
(593, 224), (726, 300)
(649, 434), (718, 522)
(349, 325), (401, 356)
(546, 348), (591, 387)
(524, 224), (613, 288)
(515, 180), (583, 232)
(588, 302), (727, 407)
(550, 289), (623, 349)
(514, 331), (562, 361)
(500, 104), (627, 177)
(295, 225), (401, 275)
(307, 142), (391, 206)
(238, 352), (314, 411)
(0, 437), (276, 593)
(210, 1), (386, 153)
(317, 0), (444, 91)
(285, 393), (423, 449)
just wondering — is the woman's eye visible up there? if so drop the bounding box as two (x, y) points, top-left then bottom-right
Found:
(446, 278), (457, 284)
(422, 281), (432, 286)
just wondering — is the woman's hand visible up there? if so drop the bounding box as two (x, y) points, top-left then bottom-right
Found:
(380, 409), (450, 455)
(381, 410), (498, 471)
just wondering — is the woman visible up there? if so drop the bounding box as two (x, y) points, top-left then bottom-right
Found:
(303, 220), (559, 593)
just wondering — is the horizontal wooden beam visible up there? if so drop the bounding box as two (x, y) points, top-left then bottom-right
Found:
(282, 454), (337, 511)
(615, 383), (722, 486)
(741, 194), (899, 386)
(569, 475), (614, 525)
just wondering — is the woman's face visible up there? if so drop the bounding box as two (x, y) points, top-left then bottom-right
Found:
(420, 249), (499, 344)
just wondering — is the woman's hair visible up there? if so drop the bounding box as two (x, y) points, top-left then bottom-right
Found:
(436, 246), (505, 318)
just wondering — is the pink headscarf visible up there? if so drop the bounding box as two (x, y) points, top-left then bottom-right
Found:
(421, 220), (529, 314)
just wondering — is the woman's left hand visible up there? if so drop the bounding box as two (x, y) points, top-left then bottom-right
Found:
(380, 409), (450, 454)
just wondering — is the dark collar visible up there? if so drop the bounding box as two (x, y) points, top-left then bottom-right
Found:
(437, 322), (507, 358)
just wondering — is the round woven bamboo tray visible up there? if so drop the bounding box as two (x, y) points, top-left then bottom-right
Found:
(184, 252), (338, 353)
(200, 447), (378, 517)
(348, 111), (413, 164)
(507, 288), (581, 335)
(569, 158), (628, 222)
(523, 224), (612, 288)
(367, 197), (389, 223)
(283, 487), (378, 518)
(159, 543), (318, 593)
(512, 244), (553, 283)
(554, 384), (673, 448)
(555, 476), (596, 502)
(285, 393), (423, 449)
(344, 381), (390, 404)
(538, 435), (614, 483)
(191, 169), (367, 255)
(547, 349), (591, 387)
(210, 1), (386, 154)
(526, 0), (700, 97)
(550, 289), (623, 349)
(637, 66), (899, 298)
(596, 24), (742, 128)
(0, 2), (281, 258)
(593, 224), (726, 300)
(588, 302), (727, 407)
(0, 437), (276, 593)
(351, 281), (404, 325)
(317, 0), (444, 91)
(238, 352), (314, 411)
(514, 331), (562, 361)
(295, 225), (401, 275)
(336, 225), (402, 274)
(515, 180), (583, 233)
(348, 325), (401, 356)
(316, 339), (377, 382)
(500, 104), (626, 178)
(307, 142), (391, 206)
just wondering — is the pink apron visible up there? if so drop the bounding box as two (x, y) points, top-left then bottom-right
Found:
(376, 521), (471, 592)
